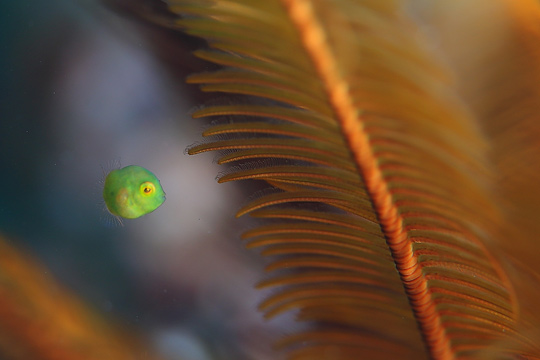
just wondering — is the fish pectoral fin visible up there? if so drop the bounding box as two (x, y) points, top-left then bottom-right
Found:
(116, 188), (130, 207)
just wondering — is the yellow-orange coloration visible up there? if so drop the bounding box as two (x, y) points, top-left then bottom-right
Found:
(174, 0), (539, 358)
(0, 235), (161, 360)
(280, 0), (453, 358)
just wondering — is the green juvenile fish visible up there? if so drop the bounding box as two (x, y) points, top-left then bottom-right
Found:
(103, 165), (166, 220)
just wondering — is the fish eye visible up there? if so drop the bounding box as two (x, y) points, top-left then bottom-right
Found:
(140, 182), (155, 196)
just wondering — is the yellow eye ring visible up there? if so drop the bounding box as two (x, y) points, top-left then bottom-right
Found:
(140, 182), (155, 197)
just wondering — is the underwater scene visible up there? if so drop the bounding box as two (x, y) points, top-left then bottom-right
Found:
(3, 1), (540, 359)
(1, 1), (283, 359)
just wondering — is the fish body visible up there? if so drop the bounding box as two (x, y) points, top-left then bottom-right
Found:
(103, 165), (165, 219)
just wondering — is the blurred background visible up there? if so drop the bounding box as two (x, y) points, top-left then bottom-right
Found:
(3, 0), (540, 359)
(0, 0), (290, 359)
